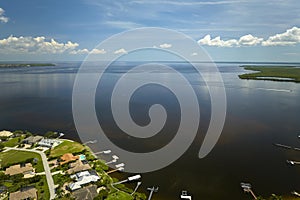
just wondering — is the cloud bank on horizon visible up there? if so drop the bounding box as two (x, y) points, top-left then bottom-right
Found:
(0, 0), (300, 62)
(198, 27), (300, 47)
(1, 27), (299, 55)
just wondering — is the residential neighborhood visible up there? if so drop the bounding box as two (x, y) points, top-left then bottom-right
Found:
(0, 130), (147, 200)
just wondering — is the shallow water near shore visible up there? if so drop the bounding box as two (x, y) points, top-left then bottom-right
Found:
(0, 62), (300, 199)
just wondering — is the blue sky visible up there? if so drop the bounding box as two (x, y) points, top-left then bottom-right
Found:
(0, 0), (300, 62)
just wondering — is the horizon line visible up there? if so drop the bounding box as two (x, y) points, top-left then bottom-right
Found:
(1, 60), (300, 65)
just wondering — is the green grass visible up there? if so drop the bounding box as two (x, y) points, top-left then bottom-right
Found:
(52, 173), (72, 187)
(0, 150), (44, 172)
(50, 140), (85, 158)
(36, 175), (50, 200)
(2, 136), (25, 147)
(239, 66), (300, 83)
(106, 191), (134, 200)
(3, 181), (13, 187)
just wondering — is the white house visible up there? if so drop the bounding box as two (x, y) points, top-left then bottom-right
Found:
(38, 138), (61, 148)
(0, 130), (13, 137)
(68, 171), (100, 191)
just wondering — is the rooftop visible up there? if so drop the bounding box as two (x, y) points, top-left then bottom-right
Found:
(23, 136), (43, 144)
(5, 163), (34, 176)
(0, 130), (13, 137)
(38, 138), (61, 148)
(72, 185), (98, 200)
(9, 187), (37, 200)
(69, 170), (100, 191)
(67, 160), (91, 174)
(60, 153), (79, 165)
(75, 171), (90, 179)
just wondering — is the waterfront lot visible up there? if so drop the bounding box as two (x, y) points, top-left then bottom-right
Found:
(50, 140), (85, 158)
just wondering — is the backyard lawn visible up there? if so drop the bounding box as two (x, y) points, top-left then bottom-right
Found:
(2, 136), (25, 147)
(50, 140), (85, 158)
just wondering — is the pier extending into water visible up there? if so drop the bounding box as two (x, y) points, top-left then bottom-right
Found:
(241, 183), (257, 199)
(273, 143), (300, 151)
(147, 186), (159, 200)
(273, 143), (292, 149)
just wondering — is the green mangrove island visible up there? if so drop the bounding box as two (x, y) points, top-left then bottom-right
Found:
(0, 63), (55, 68)
(239, 66), (300, 83)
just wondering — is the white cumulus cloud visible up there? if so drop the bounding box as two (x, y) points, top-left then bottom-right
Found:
(198, 35), (238, 47)
(198, 34), (263, 47)
(238, 34), (263, 46)
(114, 48), (127, 54)
(90, 48), (106, 54)
(70, 48), (89, 55)
(262, 27), (300, 46)
(0, 35), (79, 54)
(0, 8), (9, 23)
(70, 48), (106, 55)
(159, 43), (172, 48)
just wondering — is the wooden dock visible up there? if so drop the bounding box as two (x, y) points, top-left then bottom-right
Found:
(147, 186), (159, 200)
(241, 182), (257, 199)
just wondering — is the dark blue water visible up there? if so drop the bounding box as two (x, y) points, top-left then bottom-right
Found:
(0, 62), (300, 199)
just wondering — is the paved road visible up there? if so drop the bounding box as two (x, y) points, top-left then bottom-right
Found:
(5, 147), (56, 199)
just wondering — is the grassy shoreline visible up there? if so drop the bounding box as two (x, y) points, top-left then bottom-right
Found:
(239, 65), (300, 83)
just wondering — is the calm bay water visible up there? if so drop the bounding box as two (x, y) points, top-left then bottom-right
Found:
(0, 62), (300, 199)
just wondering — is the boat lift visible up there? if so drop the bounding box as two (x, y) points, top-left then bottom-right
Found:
(180, 190), (192, 200)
